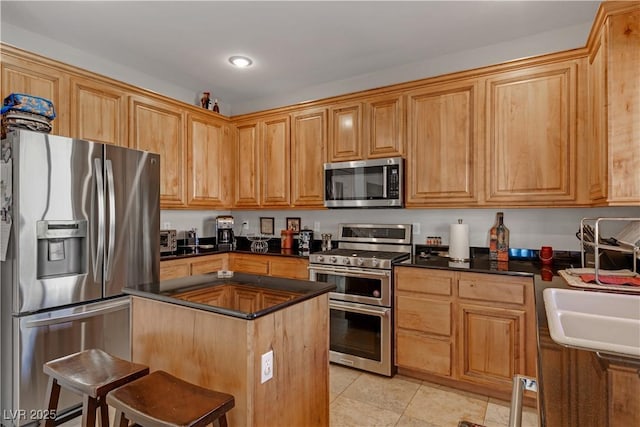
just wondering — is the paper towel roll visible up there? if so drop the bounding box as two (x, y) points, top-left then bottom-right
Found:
(449, 223), (470, 261)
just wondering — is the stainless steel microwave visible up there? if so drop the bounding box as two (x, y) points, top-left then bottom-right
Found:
(324, 157), (403, 208)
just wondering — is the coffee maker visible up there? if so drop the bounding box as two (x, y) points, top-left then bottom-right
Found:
(216, 215), (235, 250)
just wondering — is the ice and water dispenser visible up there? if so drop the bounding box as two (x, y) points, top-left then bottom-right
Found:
(36, 220), (87, 278)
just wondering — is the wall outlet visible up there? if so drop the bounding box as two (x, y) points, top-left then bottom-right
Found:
(412, 223), (421, 235)
(163, 222), (171, 230)
(261, 350), (273, 383)
(313, 221), (321, 231)
(242, 221), (249, 230)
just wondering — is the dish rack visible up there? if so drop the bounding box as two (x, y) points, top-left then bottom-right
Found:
(578, 217), (640, 285)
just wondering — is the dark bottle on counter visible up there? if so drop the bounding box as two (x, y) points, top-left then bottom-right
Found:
(213, 99), (220, 113)
(489, 212), (509, 262)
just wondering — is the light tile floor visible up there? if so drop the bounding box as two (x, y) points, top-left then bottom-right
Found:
(58, 364), (538, 427)
(330, 364), (538, 427)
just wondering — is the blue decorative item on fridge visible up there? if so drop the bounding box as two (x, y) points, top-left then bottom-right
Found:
(1, 93), (56, 120)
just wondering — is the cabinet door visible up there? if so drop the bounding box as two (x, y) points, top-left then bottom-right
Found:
(262, 115), (291, 206)
(1, 52), (68, 136)
(190, 254), (228, 275)
(406, 80), (479, 206)
(160, 259), (191, 281)
(588, 27), (608, 204)
(234, 122), (261, 208)
(291, 108), (327, 207)
(269, 257), (309, 280)
(605, 10), (640, 204)
(485, 60), (578, 204)
(233, 289), (260, 313)
(261, 290), (295, 309)
(458, 303), (527, 389)
(365, 93), (405, 159)
(396, 296), (451, 337)
(130, 96), (186, 207)
(230, 254), (269, 275)
(187, 113), (233, 208)
(328, 102), (362, 161)
(69, 76), (128, 146)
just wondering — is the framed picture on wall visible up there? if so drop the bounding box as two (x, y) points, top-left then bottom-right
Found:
(286, 217), (301, 232)
(260, 217), (275, 235)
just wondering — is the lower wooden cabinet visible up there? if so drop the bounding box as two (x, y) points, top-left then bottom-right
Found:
(160, 254), (228, 281)
(160, 253), (309, 281)
(230, 253), (309, 280)
(394, 266), (536, 400)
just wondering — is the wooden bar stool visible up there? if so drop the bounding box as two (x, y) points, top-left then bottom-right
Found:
(43, 349), (149, 427)
(106, 370), (235, 427)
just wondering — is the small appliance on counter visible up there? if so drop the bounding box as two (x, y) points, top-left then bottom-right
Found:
(216, 215), (234, 250)
(160, 229), (177, 254)
(298, 229), (313, 255)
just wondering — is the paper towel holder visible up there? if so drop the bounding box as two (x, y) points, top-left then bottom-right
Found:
(449, 219), (470, 262)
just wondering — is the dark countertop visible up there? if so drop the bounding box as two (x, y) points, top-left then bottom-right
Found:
(160, 246), (309, 261)
(124, 272), (335, 320)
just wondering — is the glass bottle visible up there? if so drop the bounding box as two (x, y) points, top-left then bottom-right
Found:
(489, 212), (509, 261)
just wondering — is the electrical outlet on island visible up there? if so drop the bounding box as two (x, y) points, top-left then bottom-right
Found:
(261, 350), (273, 383)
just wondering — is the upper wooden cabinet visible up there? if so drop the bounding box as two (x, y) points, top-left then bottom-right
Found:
(588, 6), (640, 205)
(291, 108), (327, 207)
(0, 49), (68, 136)
(69, 76), (128, 147)
(484, 60), (580, 205)
(365, 93), (405, 159)
(234, 122), (261, 208)
(262, 115), (291, 207)
(327, 94), (404, 162)
(234, 114), (290, 208)
(405, 80), (480, 206)
(187, 112), (233, 208)
(328, 101), (363, 161)
(129, 95), (186, 208)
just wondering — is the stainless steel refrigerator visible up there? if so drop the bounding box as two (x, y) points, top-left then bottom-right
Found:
(0, 130), (159, 426)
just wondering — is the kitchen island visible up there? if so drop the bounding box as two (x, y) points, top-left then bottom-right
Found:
(125, 273), (335, 427)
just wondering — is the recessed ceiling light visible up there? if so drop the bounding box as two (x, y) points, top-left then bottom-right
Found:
(229, 56), (253, 68)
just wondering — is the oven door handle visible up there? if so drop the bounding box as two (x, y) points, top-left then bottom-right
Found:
(329, 300), (390, 317)
(309, 265), (390, 277)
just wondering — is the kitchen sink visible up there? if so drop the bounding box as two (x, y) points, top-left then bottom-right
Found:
(543, 288), (640, 359)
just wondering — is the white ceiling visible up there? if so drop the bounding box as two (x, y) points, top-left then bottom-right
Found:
(1, 1), (600, 114)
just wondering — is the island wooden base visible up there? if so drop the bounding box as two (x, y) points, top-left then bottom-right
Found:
(130, 294), (329, 427)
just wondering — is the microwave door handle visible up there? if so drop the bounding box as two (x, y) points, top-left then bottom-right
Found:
(93, 158), (105, 282)
(383, 165), (388, 198)
(105, 159), (116, 281)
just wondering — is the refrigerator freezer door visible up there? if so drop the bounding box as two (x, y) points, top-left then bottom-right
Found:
(1, 297), (130, 427)
(103, 145), (159, 297)
(10, 131), (104, 313)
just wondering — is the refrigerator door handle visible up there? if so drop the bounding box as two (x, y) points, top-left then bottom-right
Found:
(105, 159), (116, 281)
(24, 298), (130, 328)
(94, 158), (105, 281)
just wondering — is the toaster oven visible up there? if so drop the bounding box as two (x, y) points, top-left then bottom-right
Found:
(160, 229), (177, 254)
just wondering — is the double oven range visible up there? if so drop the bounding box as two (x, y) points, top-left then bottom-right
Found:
(309, 223), (412, 376)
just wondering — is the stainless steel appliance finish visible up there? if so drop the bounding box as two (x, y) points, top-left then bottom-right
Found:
(160, 229), (177, 253)
(216, 215), (234, 250)
(0, 130), (160, 426)
(324, 157), (403, 208)
(308, 223), (411, 376)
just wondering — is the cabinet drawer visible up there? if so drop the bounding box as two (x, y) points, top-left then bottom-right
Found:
(230, 254), (269, 275)
(396, 330), (451, 376)
(395, 267), (454, 296)
(269, 257), (309, 279)
(396, 296), (451, 336)
(191, 255), (226, 275)
(160, 260), (190, 281)
(458, 273), (528, 305)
